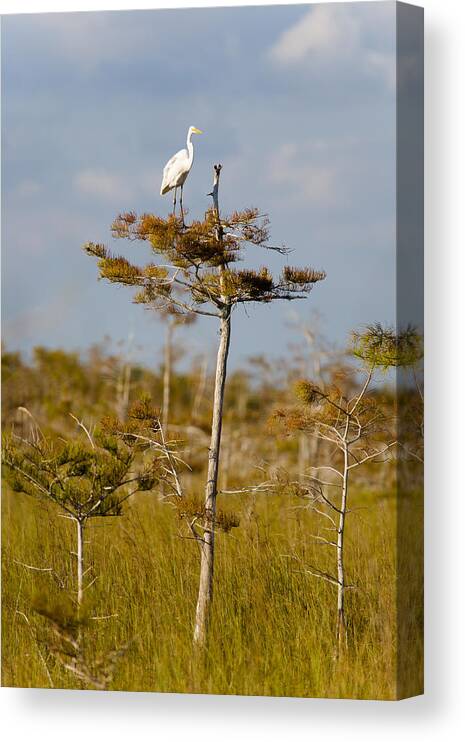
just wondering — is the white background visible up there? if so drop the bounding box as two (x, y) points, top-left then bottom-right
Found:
(1, 1), (464, 740)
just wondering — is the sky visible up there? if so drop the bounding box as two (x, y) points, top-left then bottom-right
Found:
(2, 1), (399, 370)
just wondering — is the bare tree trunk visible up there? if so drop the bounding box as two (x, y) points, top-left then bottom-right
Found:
(298, 433), (309, 481)
(116, 338), (132, 420)
(193, 307), (231, 647)
(76, 518), (84, 608)
(221, 431), (231, 491)
(191, 356), (208, 422)
(336, 442), (349, 654)
(122, 361), (131, 418)
(162, 321), (173, 432)
(192, 163), (230, 649)
(309, 429), (320, 467)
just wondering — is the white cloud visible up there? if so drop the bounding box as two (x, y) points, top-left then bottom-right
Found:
(270, 5), (360, 65)
(74, 169), (134, 202)
(269, 4), (395, 90)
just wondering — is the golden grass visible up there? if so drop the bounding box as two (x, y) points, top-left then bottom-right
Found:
(1, 486), (422, 699)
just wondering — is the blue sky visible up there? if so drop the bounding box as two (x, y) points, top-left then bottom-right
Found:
(2, 2), (398, 369)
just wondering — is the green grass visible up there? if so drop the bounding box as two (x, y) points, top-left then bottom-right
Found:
(1, 485), (423, 699)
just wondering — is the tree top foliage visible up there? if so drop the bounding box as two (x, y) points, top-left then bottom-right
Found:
(84, 206), (325, 317)
(271, 325), (421, 439)
(1, 398), (170, 520)
(352, 324), (423, 369)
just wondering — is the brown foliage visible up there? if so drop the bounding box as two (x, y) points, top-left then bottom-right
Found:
(86, 207), (326, 314)
(282, 266), (327, 288)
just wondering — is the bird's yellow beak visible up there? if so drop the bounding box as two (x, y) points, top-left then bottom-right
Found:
(192, 127), (203, 134)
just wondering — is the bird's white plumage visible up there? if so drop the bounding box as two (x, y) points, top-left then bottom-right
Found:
(160, 126), (202, 197)
(160, 149), (191, 194)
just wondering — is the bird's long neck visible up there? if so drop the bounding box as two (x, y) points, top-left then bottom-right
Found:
(186, 130), (194, 166)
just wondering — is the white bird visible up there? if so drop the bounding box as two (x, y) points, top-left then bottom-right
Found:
(160, 126), (203, 219)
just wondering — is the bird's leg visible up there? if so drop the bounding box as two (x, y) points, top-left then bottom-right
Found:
(180, 185), (185, 227)
(173, 187), (177, 215)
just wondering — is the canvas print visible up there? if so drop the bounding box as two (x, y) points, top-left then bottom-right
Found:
(1, 2), (424, 699)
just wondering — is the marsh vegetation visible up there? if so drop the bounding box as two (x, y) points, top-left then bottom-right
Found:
(1, 173), (423, 698)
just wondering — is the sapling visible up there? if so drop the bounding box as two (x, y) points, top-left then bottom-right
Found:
(84, 163), (325, 649)
(2, 408), (163, 606)
(273, 325), (420, 655)
(2, 399), (175, 686)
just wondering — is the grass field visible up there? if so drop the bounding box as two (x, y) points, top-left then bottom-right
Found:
(1, 482), (423, 699)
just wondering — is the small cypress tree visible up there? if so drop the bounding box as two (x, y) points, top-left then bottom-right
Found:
(2, 403), (164, 608)
(273, 325), (422, 655)
(84, 163), (326, 648)
(2, 399), (177, 687)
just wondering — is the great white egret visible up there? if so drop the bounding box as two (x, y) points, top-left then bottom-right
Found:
(160, 126), (203, 219)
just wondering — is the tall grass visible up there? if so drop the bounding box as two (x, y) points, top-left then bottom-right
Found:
(1, 484), (422, 699)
